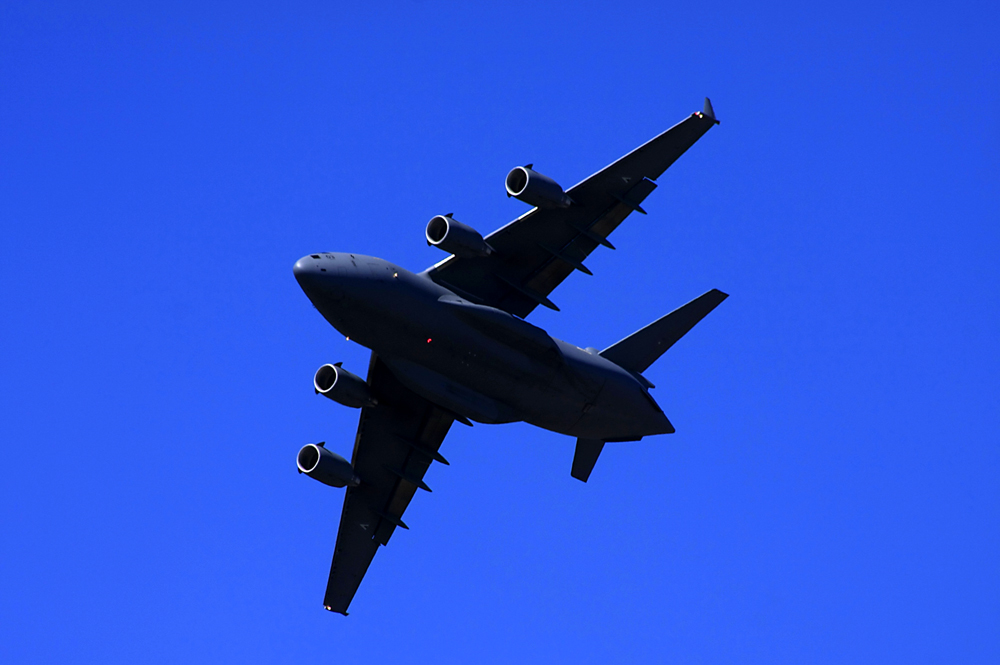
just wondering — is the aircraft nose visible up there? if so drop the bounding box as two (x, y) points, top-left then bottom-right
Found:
(293, 255), (322, 288)
(294, 253), (346, 302)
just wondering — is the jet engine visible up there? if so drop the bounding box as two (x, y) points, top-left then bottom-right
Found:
(425, 214), (494, 258)
(296, 443), (361, 488)
(314, 363), (377, 408)
(505, 166), (573, 208)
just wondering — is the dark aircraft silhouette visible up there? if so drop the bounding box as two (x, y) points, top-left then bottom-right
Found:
(293, 99), (726, 615)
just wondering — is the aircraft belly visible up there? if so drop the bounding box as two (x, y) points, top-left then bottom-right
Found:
(315, 276), (658, 436)
(361, 298), (561, 422)
(417, 315), (610, 430)
(376, 315), (607, 432)
(402, 345), (558, 424)
(378, 356), (519, 424)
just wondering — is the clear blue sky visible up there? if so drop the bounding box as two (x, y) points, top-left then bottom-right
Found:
(1, 1), (997, 662)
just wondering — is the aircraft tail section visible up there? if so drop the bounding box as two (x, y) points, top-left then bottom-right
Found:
(600, 289), (728, 374)
(571, 438), (605, 482)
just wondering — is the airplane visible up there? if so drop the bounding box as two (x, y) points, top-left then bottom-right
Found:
(292, 98), (726, 615)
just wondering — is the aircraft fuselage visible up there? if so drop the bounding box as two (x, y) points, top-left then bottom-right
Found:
(293, 252), (672, 441)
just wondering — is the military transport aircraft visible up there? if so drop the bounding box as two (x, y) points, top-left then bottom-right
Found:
(292, 98), (726, 615)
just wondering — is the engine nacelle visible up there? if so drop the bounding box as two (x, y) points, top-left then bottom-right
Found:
(505, 166), (573, 209)
(314, 363), (376, 408)
(297, 443), (360, 488)
(425, 215), (494, 258)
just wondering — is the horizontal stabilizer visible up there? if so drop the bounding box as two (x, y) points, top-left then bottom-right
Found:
(600, 289), (728, 374)
(571, 438), (605, 483)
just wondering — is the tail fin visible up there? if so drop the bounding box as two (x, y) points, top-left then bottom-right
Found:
(571, 438), (605, 482)
(600, 289), (728, 374)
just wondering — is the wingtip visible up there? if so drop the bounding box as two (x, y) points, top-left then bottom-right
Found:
(324, 605), (349, 616)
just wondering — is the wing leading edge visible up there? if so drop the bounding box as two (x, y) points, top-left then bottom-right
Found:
(323, 353), (454, 615)
(424, 99), (719, 318)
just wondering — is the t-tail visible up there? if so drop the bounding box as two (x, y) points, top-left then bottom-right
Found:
(570, 288), (728, 482)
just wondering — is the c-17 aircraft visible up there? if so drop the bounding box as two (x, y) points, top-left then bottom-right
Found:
(293, 99), (726, 615)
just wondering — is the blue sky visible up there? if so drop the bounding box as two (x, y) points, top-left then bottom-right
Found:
(1, 1), (997, 662)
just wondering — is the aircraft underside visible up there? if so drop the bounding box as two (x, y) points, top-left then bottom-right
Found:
(290, 98), (727, 614)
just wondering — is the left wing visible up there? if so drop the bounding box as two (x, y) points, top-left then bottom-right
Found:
(322, 352), (454, 615)
(423, 99), (719, 318)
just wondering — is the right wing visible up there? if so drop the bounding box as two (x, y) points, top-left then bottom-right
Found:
(424, 99), (720, 318)
(322, 352), (454, 615)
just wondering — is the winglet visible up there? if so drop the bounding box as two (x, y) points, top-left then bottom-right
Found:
(702, 97), (720, 124)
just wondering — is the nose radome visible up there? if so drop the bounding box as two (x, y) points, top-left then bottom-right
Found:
(293, 255), (317, 282)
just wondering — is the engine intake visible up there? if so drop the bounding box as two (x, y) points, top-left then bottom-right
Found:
(297, 443), (360, 488)
(314, 363), (376, 408)
(425, 215), (494, 258)
(505, 166), (573, 209)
